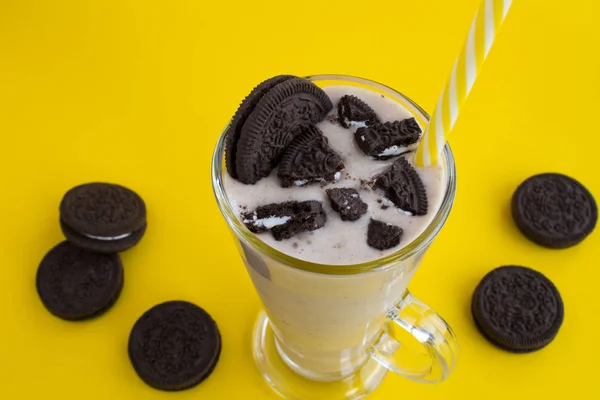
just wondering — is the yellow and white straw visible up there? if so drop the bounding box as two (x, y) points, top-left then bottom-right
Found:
(415, 0), (513, 167)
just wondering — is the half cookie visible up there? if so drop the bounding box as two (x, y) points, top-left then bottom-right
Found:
(374, 157), (428, 216)
(233, 77), (333, 184)
(60, 182), (147, 253)
(225, 75), (296, 179)
(278, 125), (345, 187)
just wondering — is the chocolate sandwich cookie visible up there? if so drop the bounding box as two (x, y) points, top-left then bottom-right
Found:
(225, 75), (296, 179)
(512, 173), (597, 248)
(374, 157), (428, 216)
(355, 118), (422, 159)
(128, 301), (222, 391)
(60, 182), (147, 253)
(36, 242), (124, 321)
(234, 77), (333, 184)
(367, 219), (403, 250)
(326, 188), (368, 221)
(278, 124), (345, 187)
(472, 266), (564, 353)
(337, 95), (379, 128)
(242, 200), (327, 240)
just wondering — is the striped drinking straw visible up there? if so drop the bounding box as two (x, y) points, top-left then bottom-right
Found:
(415, 0), (514, 167)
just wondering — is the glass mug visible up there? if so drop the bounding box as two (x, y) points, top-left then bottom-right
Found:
(212, 75), (458, 400)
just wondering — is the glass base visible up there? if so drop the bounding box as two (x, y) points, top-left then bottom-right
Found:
(252, 311), (389, 400)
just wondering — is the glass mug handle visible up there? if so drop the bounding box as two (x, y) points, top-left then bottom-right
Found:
(368, 290), (459, 383)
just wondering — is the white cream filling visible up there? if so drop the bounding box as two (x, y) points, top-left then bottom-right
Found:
(376, 142), (419, 158)
(380, 196), (413, 216)
(346, 119), (369, 128)
(293, 171), (342, 187)
(84, 232), (133, 241)
(243, 214), (292, 229)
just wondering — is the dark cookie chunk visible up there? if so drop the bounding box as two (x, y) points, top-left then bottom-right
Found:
(278, 125), (345, 187)
(36, 242), (124, 321)
(355, 119), (422, 159)
(512, 173), (597, 249)
(326, 188), (368, 221)
(242, 200), (326, 240)
(337, 95), (379, 128)
(60, 182), (147, 253)
(225, 75), (296, 178)
(374, 157), (428, 216)
(472, 266), (564, 353)
(241, 201), (301, 234)
(235, 78), (333, 184)
(367, 219), (403, 250)
(271, 210), (326, 241)
(128, 301), (222, 391)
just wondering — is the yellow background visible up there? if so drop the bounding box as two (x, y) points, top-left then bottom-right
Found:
(1, 0), (598, 399)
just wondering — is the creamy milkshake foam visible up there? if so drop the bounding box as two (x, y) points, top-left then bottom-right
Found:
(224, 85), (446, 265)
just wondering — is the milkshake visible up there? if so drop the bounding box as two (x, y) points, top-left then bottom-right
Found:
(212, 75), (457, 396)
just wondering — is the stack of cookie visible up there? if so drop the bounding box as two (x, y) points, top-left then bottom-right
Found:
(36, 183), (147, 321)
(35, 183), (223, 392)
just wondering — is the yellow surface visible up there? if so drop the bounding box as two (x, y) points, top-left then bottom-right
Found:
(416, 0), (511, 167)
(0, 1), (598, 399)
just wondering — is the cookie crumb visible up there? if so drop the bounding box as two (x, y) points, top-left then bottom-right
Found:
(326, 114), (339, 125)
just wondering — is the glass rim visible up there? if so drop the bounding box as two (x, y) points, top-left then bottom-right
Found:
(211, 74), (457, 275)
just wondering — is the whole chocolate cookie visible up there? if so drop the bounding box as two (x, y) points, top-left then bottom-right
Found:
(128, 301), (222, 391)
(60, 182), (147, 253)
(36, 242), (124, 321)
(512, 173), (597, 248)
(225, 75), (295, 179)
(235, 77), (333, 184)
(472, 266), (564, 353)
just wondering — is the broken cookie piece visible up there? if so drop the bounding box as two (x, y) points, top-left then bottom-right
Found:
(326, 188), (368, 221)
(373, 157), (428, 216)
(337, 95), (380, 128)
(367, 219), (403, 250)
(278, 125), (345, 188)
(355, 118), (422, 159)
(242, 200), (327, 240)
